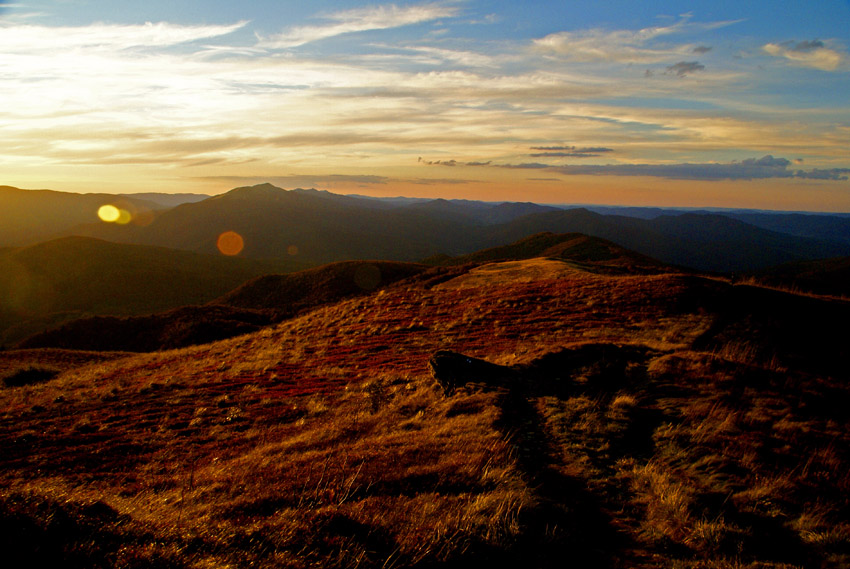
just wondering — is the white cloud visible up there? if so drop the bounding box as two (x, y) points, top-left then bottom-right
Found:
(260, 2), (459, 49)
(0, 21), (248, 53)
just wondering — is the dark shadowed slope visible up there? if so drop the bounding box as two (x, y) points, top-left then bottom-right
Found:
(17, 260), (429, 352)
(18, 305), (275, 353)
(0, 236), (298, 346)
(215, 260), (428, 314)
(749, 256), (850, 297)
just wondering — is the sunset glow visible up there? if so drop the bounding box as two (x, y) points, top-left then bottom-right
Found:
(1, 1), (849, 210)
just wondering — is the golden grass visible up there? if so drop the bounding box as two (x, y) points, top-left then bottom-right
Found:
(1, 261), (849, 567)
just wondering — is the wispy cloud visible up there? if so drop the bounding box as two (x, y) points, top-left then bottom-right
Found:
(529, 146), (614, 157)
(763, 39), (846, 71)
(531, 15), (739, 64)
(259, 2), (459, 48)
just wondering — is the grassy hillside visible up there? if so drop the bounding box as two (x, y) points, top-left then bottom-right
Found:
(1, 257), (848, 568)
(0, 236), (301, 346)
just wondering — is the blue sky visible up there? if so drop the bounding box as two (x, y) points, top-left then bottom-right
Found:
(2, 1), (849, 210)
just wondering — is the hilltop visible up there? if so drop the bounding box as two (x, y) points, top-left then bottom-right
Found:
(1, 251), (848, 568)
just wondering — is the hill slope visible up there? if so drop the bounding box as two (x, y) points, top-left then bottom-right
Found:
(749, 256), (850, 297)
(0, 236), (298, 345)
(19, 260), (429, 352)
(1, 257), (848, 568)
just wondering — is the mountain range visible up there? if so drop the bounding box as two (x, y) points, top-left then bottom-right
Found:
(0, 183), (841, 273)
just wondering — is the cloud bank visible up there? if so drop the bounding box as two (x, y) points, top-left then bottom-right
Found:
(425, 155), (850, 182)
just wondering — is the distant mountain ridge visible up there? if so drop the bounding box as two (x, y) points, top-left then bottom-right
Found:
(6, 183), (850, 273)
(429, 232), (667, 274)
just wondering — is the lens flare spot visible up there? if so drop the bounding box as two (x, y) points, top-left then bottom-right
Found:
(287, 245), (299, 256)
(115, 208), (132, 224)
(217, 231), (245, 256)
(97, 204), (121, 222)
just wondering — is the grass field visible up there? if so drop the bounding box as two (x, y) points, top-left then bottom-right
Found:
(1, 258), (848, 568)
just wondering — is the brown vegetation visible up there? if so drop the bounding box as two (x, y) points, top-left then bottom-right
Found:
(1, 256), (848, 568)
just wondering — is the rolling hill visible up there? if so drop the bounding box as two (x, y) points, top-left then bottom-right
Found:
(0, 236), (301, 346)
(13, 234), (666, 353)
(1, 247), (848, 568)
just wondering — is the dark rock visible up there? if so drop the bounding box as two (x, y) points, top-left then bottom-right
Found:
(428, 350), (517, 395)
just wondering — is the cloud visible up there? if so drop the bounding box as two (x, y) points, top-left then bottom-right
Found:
(260, 2), (459, 48)
(446, 155), (849, 182)
(763, 39), (846, 71)
(789, 40), (825, 52)
(418, 158), (491, 167)
(665, 61), (705, 77)
(0, 21), (248, 53)
(547, 155), (849, 181)
(693, 45), (712, 54)
(793, 168), (850, 180)
(531, 16), (739, 64)
(529, 145), (614, 158)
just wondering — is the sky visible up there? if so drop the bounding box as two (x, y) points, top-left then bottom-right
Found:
(2, 1), (850, 211)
